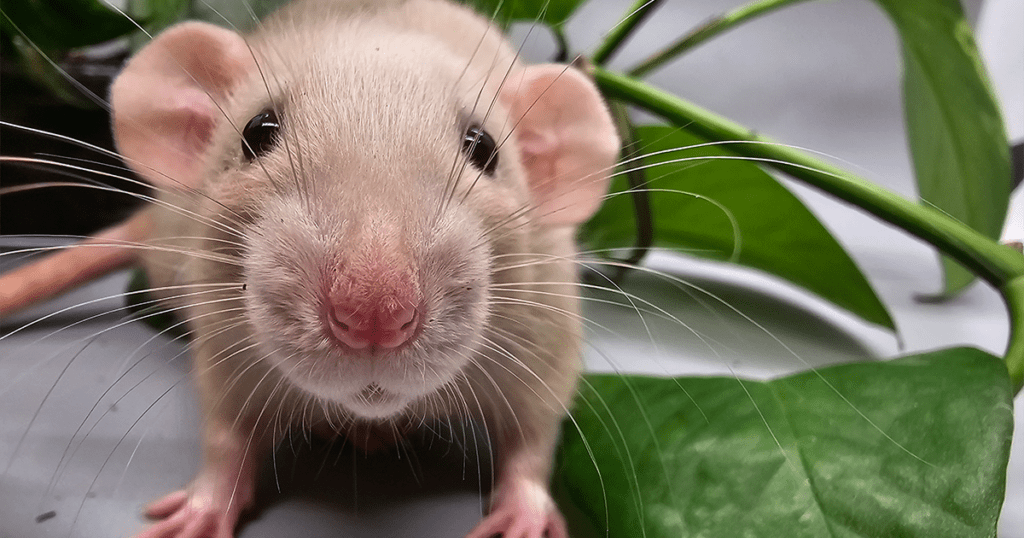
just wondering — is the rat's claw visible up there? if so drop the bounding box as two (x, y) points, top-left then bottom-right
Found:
(465, 478), (568, 538)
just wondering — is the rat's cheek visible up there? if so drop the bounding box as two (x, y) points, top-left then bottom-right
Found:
(239, 210), (334, 350)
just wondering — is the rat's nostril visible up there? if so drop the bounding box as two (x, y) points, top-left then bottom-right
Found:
(376, 305), (419, 349)
(382, 304), (416, 329)
(328, 305), (369, 349)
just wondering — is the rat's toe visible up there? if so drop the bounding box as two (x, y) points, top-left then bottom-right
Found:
(145, 489), (189, 519)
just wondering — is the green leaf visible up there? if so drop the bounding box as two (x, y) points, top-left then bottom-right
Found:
(872, 0), (1012, 296)
(459, 0), (589, 28)
(186, 0), (287, 34)
(0, 0), (138, 52)
(554, 347), (1013, 537)
(131, 0), (189, 36)
(580, 125), (895, 329)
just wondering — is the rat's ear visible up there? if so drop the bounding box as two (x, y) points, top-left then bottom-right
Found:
(111, 22), (255, 189)
(506, 64), (620, 226)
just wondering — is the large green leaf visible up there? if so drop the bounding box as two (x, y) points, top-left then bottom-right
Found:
(555, 347), (1013, 537)
(873, 0), (1012, 296)
(460, 0), (589, 28)
(580, 125), (895, 329)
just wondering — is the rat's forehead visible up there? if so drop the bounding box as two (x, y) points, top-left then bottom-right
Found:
(239, 28), (516, 141)
(249, 19), (513, 97)
(251, 30), (459, 104)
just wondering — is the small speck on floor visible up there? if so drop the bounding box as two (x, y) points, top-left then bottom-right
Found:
(35, 511), (57, 523)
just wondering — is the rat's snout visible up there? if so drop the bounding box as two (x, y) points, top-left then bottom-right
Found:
(328, 299), (419, 350)
(322, 248), (422, 352)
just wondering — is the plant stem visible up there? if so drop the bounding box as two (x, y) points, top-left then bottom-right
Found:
(1002, 277), (1024, 391)
(594, 67), (1024, 391)
(591, 0), (665, 66)
(628, 0), (809, 78)
(608, 101), (655, 280)
(552, 26), (569, 63)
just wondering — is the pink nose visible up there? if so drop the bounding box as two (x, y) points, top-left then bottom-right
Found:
(327, 302), (419, 350)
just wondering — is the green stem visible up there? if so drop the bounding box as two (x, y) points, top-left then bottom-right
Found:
(552, 26), (569, 62)
(593, 67), (1024, 391)
(591, 0), (665, 66)
(628, 0), (809, 78)
(1003, 277), (1024, 391)
(608, 101), (654, 279)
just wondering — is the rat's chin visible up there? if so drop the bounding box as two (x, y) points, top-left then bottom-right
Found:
(341, 385), (411, 419)
(287, 373), (413, 419)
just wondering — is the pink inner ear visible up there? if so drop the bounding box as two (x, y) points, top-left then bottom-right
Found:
(119, 88), (218, 187)
(111, 22), (255, 190)
(176, 89), (219, 154)
(518, 129), (558, 196)
(508, 65), (620, 227)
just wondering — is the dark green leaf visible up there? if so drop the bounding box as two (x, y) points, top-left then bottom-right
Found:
(1, 0), (138, 52)
(580, 125), (895, 329)
(873, 0), (1012, 296)
(132, 0), (190, 36)
(555, 348), (1013, 537)
(460, 0), (589, 28)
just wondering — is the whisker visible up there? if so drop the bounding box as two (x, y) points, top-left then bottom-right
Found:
(0, 239), (243, 267)
(0, 161), (247, 239)
(2, 297), (245, 479)
(54, 315), (246, 497)
(453, 3), (550, 209)
(0, 283), (239, 349)
(1, 121), (250, 224)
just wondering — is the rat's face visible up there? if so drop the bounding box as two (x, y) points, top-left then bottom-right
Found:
(109, 13), (615, 423)
(206, 29), (531, 420)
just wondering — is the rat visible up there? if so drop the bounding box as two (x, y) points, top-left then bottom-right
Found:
(0, 0), (620, 536)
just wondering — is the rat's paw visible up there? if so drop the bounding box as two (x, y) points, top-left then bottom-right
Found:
(132, 487), (248, 538)
(466, 479), (567, 538)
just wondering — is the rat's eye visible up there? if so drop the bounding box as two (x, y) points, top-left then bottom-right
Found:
(462, 125), (498, 175)
(242, 109), (280, 161)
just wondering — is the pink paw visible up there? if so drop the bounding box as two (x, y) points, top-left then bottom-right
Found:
(466, 480), (568, 538)
(132, 488), (246, 538)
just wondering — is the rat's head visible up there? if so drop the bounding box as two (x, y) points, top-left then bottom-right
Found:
(110, 19), (618, 420)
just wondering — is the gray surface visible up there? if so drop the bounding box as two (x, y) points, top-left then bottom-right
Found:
(2, 0), (1022, 537)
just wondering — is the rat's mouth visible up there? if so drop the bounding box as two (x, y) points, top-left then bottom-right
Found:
(360, 383), (390, 403)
